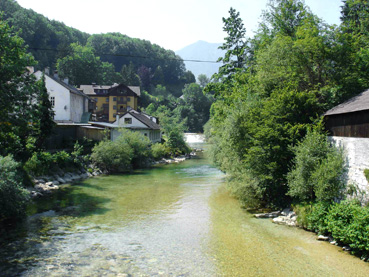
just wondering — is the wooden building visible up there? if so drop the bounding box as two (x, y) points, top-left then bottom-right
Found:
(325, 89), (369, 138)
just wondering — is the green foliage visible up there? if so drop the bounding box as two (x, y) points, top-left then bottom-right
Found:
(0, 17), (41, 161)
(287, 129), (347, 202)
(365, 169), (369, 183)
(206, 0), (369, 208)
(294, 200), (369, 255)
(151, 143), (170, 160)
(24, 140), (85, 176)
(215, 7), (248, 81)
(115, 129), (152, 168)
(90, 139), (133, 173)
(57, 43), (120, 86)
(0, 155), (30, 222)
(149, 106), (191, 156)
(32, 75), (55, 149)
(90, 129), (151, 173)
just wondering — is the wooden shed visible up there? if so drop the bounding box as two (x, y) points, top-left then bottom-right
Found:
(325, 89), (369, 138)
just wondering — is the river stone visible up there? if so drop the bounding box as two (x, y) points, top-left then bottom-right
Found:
(317, 235), (329, 241)
(52, 180), (60, 186)
(57, 177), (66, 183)
(45, 181), (53, 186)
(255, 211), (281, 218)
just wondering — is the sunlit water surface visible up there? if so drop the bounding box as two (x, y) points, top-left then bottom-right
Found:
(1, 141), (368, 276)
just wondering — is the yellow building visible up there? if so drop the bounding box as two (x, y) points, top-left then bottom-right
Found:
(79, 84), (140, 122)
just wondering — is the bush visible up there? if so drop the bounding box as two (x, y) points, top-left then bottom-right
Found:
(24, 140), (86, 176)
(0, 155), (30, 222)
(24, 151), (54, 176)
(115, 129), (152, 168)
(287, 129), (346, 202)
(151, 143), (170, 160)
(297, 200), (369, 255)
(90, 139), (133, 173)
(90, 129), (152, 172)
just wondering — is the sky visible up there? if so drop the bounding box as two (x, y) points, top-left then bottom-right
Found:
(16, 0), (344, 51)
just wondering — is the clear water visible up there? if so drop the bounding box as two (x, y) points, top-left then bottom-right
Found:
(1, 146), (368, 276)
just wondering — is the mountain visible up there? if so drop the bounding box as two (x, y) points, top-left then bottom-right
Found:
(176, 40), (225, 80)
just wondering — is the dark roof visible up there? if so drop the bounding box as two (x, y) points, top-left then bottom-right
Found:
(79, 84), (140, 97)
(124, 111), (161, 130)
(46, 74), (89, 98)
(108, 84), (138, 97)
(325, 89), (369, 116)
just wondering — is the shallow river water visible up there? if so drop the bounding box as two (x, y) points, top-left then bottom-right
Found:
(1, 143), (369, 276)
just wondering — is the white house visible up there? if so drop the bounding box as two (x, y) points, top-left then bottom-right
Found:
(113, 109), (161, 143)
(34, 70), (90, 123)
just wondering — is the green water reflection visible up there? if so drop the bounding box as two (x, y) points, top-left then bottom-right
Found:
(1, 149), (368, 276)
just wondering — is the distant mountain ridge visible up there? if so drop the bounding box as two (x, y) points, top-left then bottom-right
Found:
(176, 40), (225, 80)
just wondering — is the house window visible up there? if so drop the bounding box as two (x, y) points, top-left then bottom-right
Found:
(113, 97), (116, 101)
(106, 97), (109, 102)
(120, 97), (123, 101)
(94, 98), (98, 102)
(113, 105), (117, 110)
(50, 96), (55, 107)
(124, 118), (132, 124)
(127, 97), (131, 102)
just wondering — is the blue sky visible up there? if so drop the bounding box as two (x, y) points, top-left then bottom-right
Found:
(16, 0), (343, 51)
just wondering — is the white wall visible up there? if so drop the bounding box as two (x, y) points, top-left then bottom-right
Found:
(330, 136), (369, 201)
(70, 93), (84, 122)
(35, 72), (70, 121)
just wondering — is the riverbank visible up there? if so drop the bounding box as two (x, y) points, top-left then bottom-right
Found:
(28, 148), (204, 199)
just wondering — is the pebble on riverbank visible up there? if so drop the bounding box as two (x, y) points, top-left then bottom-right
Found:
(28, 167), (98, 199)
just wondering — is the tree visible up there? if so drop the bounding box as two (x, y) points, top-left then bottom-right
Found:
(287, 129), (346, 202)
(215, 7), (248, 80)
(0, 18), (39, 160)
(198, 74), (210, 88)
(137, 65), (151, 91)
(0, 155), (30, 222)
(32, 75), (55, 150)
(120, 62), (141, 86)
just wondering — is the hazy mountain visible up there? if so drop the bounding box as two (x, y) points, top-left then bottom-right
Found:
(176, 40), (225, 80)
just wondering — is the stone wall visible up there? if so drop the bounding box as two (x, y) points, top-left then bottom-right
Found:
(330, 136), (369, 201)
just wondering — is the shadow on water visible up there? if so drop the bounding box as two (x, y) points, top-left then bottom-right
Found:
(0, 181), (112, 275)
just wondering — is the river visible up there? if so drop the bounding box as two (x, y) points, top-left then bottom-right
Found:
(0, 138), (368, 276)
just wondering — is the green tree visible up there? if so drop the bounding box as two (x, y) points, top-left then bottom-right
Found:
(216, 7), (248, 80)
(120, 62), (141, 86)
(287, 129), (346, 202)
(0, 18), (39, 160)
(32, 75), (55, 150)
(0, 155), (30, 222)
(198, 74), (210, 88)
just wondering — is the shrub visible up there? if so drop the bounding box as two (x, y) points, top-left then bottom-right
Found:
(364, 169), (369, 183)
(0, 155), (30, 222)
(287, 129), (347, 202)
(115, 129), (152, 168)
(151, 143), (170, 160)
(90, 139), (133, 173)
(306, 202), (330, 234)
(90, 129), (152, 172)
(326, 200), (362, 246)
(24, 151), (54, 176)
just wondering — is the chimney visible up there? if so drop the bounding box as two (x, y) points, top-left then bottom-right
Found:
(44, 67), (50, 75)
(63, 77), (69, 84)
(53, 70), (59, 79)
